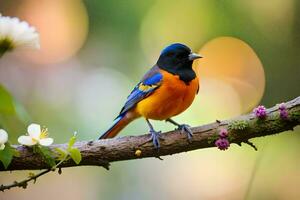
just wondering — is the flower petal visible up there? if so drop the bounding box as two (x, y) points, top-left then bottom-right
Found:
(0, 129), (8, 143)
(18, 136), (37, 146)
(0, 143), (5, 150)
(0, 15), (40, 51)
(39, 138), (53, 146)
(27, 123), (41, 139)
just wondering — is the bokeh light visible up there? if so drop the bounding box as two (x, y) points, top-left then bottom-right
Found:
(140, 0), (212, 62)
(196, 36), (265, 113)
(177, 78), (242, 126)
(13, 0), (89, 64)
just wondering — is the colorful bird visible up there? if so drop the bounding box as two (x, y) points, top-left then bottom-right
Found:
(98, 43), (202, 148)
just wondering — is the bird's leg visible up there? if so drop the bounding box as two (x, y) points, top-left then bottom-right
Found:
(146, 119), (162, 148)
(166, 118), (193, 141)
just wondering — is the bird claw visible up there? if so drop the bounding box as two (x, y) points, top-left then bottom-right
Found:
(149, 130), (162, 149)
(177, 124), (193, 141)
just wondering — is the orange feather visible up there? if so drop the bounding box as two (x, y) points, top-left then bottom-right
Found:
(134, 69), (199, 120)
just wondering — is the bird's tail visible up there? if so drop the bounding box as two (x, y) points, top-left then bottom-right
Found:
(98, 112), (136, 139)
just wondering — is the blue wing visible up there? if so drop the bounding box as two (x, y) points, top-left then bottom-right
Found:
(119, 66), (163, 115)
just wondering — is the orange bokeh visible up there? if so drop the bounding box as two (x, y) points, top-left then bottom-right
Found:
(14, 0), (88, 64)
(195, 37), (265, 113)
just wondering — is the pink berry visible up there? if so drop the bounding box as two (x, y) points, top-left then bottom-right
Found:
(215, 138), (230, 150)
(253, 105), (267, 119)
(278, 103), (288, 119)
(219, 129), (228, 138)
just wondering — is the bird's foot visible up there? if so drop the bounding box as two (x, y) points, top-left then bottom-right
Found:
(149, 130), (162, 149)
(177, 124), (193, 141)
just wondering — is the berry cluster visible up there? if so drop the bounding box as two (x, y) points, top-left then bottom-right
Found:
(215, 129), (230, 151)
(253, 105), (267, 119)
(253, 103), (289, 120)
(279, 103), (288, 119)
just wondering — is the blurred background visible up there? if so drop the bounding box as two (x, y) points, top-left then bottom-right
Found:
(0, 0), (300, 199)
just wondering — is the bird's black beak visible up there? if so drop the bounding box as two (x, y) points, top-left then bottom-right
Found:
(188, 53), (203, 61)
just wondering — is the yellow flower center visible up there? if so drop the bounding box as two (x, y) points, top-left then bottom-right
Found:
(40, 128), (48, 139)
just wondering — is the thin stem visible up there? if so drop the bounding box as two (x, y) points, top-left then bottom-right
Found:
(0, 169), (52, 191)
(0, 154), (69, 192)
(244, 143), (267, 199)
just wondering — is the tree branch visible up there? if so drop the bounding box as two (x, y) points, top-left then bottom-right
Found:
(1, 96), (300, 172)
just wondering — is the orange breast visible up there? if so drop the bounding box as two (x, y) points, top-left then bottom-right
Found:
(135, 69), (199, 120)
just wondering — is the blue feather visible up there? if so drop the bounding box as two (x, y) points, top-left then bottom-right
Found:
(143, 73), (163, 85)
(119, 66), (163, 115)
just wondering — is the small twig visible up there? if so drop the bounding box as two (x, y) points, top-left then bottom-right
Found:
(0, 153), (68, 191)
(243, 140), (258, 151)
(155, 156), (164, 160)
(0, 168), (52, 192)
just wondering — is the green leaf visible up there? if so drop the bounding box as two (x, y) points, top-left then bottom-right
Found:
(69, 148), (82, 165)
(0, 143), (16, 169)
(36, 146), (56, 167)
(54, 147), (68, 161)
(0, 85), (15, 115)
(68, 136), (76, 151)
(0, 84), (30, 136)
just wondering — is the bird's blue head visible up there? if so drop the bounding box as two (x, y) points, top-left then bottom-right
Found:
(157, 43), (202, 71)
(161, 43), (191, 55)
(156, 43), (202, 82)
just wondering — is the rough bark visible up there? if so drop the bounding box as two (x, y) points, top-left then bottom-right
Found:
(1, 96), (299, 171)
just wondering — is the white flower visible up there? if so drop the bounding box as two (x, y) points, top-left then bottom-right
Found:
(0, 14), (40, 55)
(0, 129), (8, 150)
(18, 124), (53, 146)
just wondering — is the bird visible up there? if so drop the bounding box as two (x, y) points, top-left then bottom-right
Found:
(98, 43), (202, 148)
